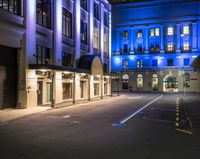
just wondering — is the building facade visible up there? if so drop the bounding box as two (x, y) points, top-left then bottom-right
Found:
(0, 0), (112, 109)
(111, 0), (200, 92)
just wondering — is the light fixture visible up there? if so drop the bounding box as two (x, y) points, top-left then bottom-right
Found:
(80, 73), (86, 76)
(63, 71), (71, 74)
(40, 69), (47, 72)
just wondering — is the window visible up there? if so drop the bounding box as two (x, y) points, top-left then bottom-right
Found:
(167, 59), (174, 66)
(183, 26), (189, 35)
(104, 11), (108, 27)
(46, 82), (52, 103)
(80, 20), (87, 44)
(93, 28), (99, 49)
(150, 45), (154, 53)
(152, 74), (158, 90)
(152, 59), (158, 67)
(137, 60), (143, 68)
(155, 28), (160, 36)
(62, 8), (72, 38)
(137, 74), (143, 88)
(122, 30), (128, 39)
(167, 42), (173, 51)
(137, 30), (143, 37)
(93, 2), (99, 20)
(0, 0), (20, 15)
(62, 52), (74, 67)
(123, 44), (128, 53)
(37, 0), (51, 28)
(94, 83), (99, 96)
(183, 73), (190, 87)
(183, 41), (189, 51)
(183, 58), (190, 66)
(122, 74), (129, 90)
(155, 45), (160, 53)
(36, 45), (50, 65)
(104, 34), (108, 53)
(123, 60), (128, 69)
(80, 0), (87, 10)
(167, 27), (174, 36)
(63, 83), (72, 100)
(137, 46), (143, 54)
(150, 29), (155, 36)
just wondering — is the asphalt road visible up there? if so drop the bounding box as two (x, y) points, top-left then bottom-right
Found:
(0, 93), (200, 159)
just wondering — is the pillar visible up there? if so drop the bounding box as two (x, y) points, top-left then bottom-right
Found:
(176, 24), (181, 53)
(160, 25), (165, 53)
(100, 3), (104, 61)
(192, 22), (198, 52)
(145, 26), (149, 53)
(89, 0), (94, 55)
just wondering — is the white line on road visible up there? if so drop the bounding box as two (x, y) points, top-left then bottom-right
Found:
(119, 95), (163, 124)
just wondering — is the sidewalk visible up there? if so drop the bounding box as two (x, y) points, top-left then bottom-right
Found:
(0, 107), (51, 124)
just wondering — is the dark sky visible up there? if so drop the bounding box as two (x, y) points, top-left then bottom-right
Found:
(110, 0), (152, 4)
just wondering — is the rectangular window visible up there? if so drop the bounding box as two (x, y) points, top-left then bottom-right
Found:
(184, 58), (190, 66)
(137, 30), (142, 37)
(122, 30), (128, 38)
(152, 59), (158, 67)
(123, 44), (128, 53)
(93, 28), (99, 49)
(80, 0), (87, 10)
(46, 82), (52, 103)
(80, 20), (87, 44)
(62, 83), (72, 100)
(167, 59), (174, 66)
(123, 60), (128, 69)
(0, 0), (20, 15)
(167, 42), (173, 51)
(137, 60), (143, 68)
(94, 83), (99, 96)
(36, 45), (50, 65)
(150, 29), (155, 36)
(104, 34), (108, 53)
(183, 41), (189, 51)
(93, 2), (99, 20)
(155, 28), (160, 36)
(167, 27), (174, 36)
(62, 8), (72, 38)
(183, 26), (189, 35)
(104, 11), (108, 27)
(37, 0), (51, 28)
(62, 52), (74, 67)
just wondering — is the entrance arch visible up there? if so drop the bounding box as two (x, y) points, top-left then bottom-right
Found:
(163, 75), (178, 92)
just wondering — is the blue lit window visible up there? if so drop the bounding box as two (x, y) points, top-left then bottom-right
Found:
(183, 58), (190, 66)
(167, 42), (173, 51)
(137, 60), (143, 68)
(167, 59), (174, 66)
(155, 28), (160, 36)
(152, 59), (158, 67)
(183, 41), (189, 51)
(183, 26), (190, 35)
(122, 30), (128, 38)
(150, 29), (155, 36)
(123, 60), (128, 69)
(137, 30), (143, 37)
(167, 27), (174, 36)
(123, 44), (128, 53)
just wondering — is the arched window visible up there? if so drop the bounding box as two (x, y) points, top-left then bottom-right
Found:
(137, 74), (143, 88)
(122, 74), (129, 90)
(152, 74), (158, 90)
(183, 73), (190, 87)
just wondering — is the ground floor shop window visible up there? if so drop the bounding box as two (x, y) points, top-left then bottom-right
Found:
(104, 83), (108, 94)
(152, 74), (158, 90)
(46, 82), (52, 103)
(183, 73), (190, 87)
(63, 83), (72, 100)
(122, 74), (129, 90)
(137, 74), (143, 88)
(94, 83), (99, 96)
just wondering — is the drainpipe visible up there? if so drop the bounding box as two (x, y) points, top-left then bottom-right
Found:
(72, 72), (76, 104)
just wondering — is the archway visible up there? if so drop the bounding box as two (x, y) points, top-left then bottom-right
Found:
(152, 74), (158, 91)
(163, 75), (178, 92)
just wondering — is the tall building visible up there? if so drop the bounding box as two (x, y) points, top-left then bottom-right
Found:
(0, 0), (112, 109)
(111, 0), (200, 92)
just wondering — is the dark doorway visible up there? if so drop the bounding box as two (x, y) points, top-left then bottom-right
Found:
(37, 81), (43, 105)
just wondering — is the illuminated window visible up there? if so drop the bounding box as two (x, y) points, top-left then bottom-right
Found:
(37, 0), (51, 28)
(0, 0), (20, 15)
(183, 41), (189, 51)
(167, 27), (174, 36)
(62, 8), (72, 38)
(150, 29), (155, 36)
(123, 60), (128, 69)
(104, 34), (108, 53)
(137, 30), (143, 37)
(183, 26), (189, 35)
(137, 60), (143, 68)
(80, 20), (87, 44)
(137, 74), (143, 88)
(93, 28), (99, 49)
(155, 28), (160, 36)
(122, 30), (128, 38)
(167, 42), (173, 51)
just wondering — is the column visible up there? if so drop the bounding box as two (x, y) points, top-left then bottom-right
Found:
(100, 3), (104, 62)
(192, 22), (198, 52)
(145, 26), (149, 53)
(130, 27), (134, 53)
(176, 24), (181, 53)
(108, 11), (112, 73)
(89, 0), (94, 55)
(72, 73), (76, 103)
(116, 29), (120, 52)
(160, 25), (165, 53)
(74, 0), (81, 60)
(54, 0), (62, 65)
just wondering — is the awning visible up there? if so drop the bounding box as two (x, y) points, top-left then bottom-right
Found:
(78, 55), (104, 76)
(29, 64), (90, 74)
(191, 56), (200, 70)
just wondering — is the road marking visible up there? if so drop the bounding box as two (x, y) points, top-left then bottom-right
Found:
(143, 117), (174, 123)
(176, 128), (193, 135)
(119, 95), (163, 124)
